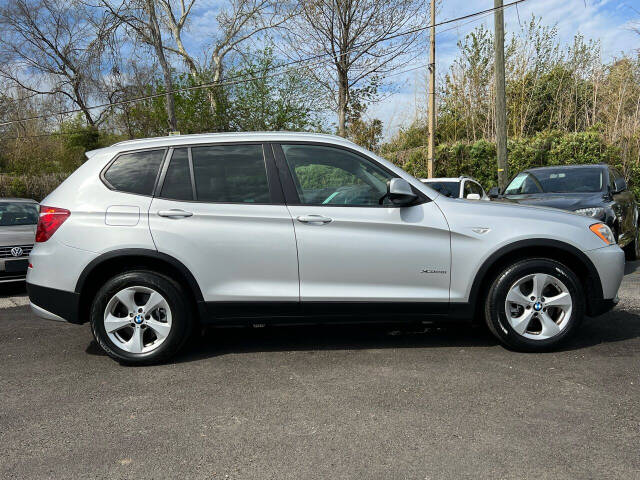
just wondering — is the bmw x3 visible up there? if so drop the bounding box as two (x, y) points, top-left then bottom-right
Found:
(26, 133), (625, 364)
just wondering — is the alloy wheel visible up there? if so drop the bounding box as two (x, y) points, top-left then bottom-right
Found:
(103, 286), (172, 354)
(504, 273), (573, 340)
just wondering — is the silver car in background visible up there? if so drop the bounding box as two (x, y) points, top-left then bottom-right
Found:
(25, 133), (625, 364)
(0, 198), (38, 283)
(420, 176), (489, 200)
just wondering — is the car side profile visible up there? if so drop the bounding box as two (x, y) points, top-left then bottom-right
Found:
(27, 133), (625, 364)
(420, 176), (489, 201)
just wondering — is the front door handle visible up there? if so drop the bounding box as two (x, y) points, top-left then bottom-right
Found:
(296, 215), (332, 224)
(158, 209), (193, 218)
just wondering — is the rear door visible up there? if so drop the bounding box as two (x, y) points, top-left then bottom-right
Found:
(149, 143), (299, 311)
(273, 143), (451, 312)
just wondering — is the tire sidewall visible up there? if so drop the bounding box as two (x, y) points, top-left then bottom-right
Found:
(90, 270), (192, 364)
(486, 259), (584, 351)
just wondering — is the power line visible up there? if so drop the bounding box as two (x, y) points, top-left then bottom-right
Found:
(0, 0), (527, 131)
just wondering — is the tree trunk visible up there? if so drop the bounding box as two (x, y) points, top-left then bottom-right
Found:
(145, 0), (177, 132)
(337, 70), (348, 137)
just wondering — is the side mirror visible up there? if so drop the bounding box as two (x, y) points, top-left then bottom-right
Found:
(387, 178), (418, 206)
(488, 187), (500, 198)
(466, 193), (481, 200)
(614, 177), (627, 193)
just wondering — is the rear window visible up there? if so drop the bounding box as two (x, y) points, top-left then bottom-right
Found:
(103, 150), (165, 195)
(160, 148), (193, 201)
(191, 144), (270, 203)
(0, 202), (39, 226)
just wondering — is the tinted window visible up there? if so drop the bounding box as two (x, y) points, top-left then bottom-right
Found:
(191, 144), (270, 203)
(161, 148), (193, 201)
(505, 168), (604, 194)
(425, 181), (460, 198)
(281, 144), (395, 206)
(104, 150), (165, 195)
(466, 181), (483, 197)
(0, 202), (39, 226)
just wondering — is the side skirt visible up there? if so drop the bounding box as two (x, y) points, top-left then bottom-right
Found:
(198, 301), (474, 326)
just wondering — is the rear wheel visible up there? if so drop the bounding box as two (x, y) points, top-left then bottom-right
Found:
(484, 258), (584, 352)
(90, 270), (194, 365)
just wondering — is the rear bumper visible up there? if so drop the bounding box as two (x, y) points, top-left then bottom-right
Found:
(27, 283), (81, 324)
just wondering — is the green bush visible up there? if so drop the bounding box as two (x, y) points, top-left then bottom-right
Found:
(382, 130), (638, 199)
(0, 173), (68, 201)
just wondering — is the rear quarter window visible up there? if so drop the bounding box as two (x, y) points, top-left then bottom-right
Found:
(103, 149), (165, 195)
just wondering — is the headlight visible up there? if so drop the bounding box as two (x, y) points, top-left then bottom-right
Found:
(575, 207), (605, 219)
(589, 223), (616, 245)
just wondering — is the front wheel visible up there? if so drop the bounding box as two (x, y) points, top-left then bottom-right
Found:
(484, 258), (584, 352)
(90, 270), (194, 365)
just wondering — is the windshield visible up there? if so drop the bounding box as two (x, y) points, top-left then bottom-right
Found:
(504, 168), (604, 194)
(425, 181), (460, 198)
(0, 202), (39, 226)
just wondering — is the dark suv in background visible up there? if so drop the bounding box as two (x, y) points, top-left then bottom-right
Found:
(490, 164), (639, 259)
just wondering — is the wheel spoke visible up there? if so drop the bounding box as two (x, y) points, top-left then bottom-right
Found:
(144, 291), (164, 313)
(532, 273), (549, 298)
(539, 312), (561, 337)
(146, 319), (171, 341)
(544, 292), (571, 308)
(126, 326), (145, 353)
(506, 287), (530, 307)
(510, 310), (534, 335)
(115, 288), (137, 312)
(104, 313), (131, 333)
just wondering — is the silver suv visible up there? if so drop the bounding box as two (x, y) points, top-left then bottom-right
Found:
(27, 133), (625, 364)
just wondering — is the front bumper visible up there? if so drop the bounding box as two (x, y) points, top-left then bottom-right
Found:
(27, 283), (81, 324)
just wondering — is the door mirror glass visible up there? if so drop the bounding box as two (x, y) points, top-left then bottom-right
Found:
(488, 186), (500, 198)
(466, 193), (481, 200)
(387, 178), (417, 206)
(614, 177), (627, 193)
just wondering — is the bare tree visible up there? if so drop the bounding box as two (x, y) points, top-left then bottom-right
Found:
(0, 0), (109, 127)
(286, 0), (425, 136)
(99, 0), (178, 131)
(157, 0), (293, 113)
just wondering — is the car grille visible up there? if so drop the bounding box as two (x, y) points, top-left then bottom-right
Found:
(0, 244), (33, 258)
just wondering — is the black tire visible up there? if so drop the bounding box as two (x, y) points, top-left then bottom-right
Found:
(90, 270), (194, 365)
(623, 224), (639, 261)
(484, 258), (584, 352)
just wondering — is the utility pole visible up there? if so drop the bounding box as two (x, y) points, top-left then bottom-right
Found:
(427, 0), (436, 178)
(494, 0), (508, 190)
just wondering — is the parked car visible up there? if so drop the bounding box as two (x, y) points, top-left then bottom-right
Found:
(0, 198), (38, 284)
(420, 176), (489, 200)
(27, 133), (624, 364)
(489, 164), (639, 260)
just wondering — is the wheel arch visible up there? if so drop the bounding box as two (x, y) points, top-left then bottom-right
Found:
(75, 249), (204, 325)
(468, 239), (604, 319)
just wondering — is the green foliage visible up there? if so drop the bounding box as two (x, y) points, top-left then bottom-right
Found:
(382, 130), (638, 199)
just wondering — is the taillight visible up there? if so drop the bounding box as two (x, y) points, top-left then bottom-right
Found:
(35, 206), (70, 242)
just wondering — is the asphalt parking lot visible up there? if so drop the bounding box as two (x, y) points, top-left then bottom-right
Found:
(1, 263), (639, 479)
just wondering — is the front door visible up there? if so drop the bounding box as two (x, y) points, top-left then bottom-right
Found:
(273, 143), (451, 313)
(149, 144), (299, 310)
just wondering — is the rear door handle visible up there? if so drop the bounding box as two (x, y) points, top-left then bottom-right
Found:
(296, 215), (332, 224)
(158, 209), (193, 218)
